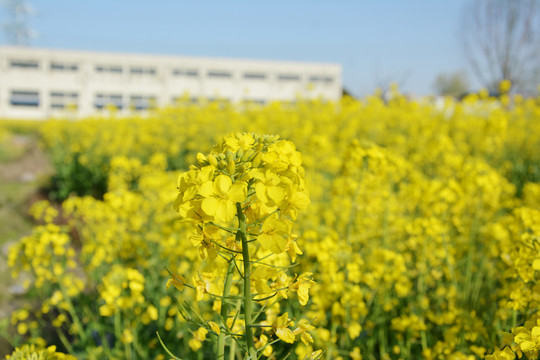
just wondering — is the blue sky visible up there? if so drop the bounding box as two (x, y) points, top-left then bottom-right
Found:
(0, 0), (476, 96)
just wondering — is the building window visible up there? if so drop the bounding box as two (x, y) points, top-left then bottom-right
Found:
(10, 60), (39, 69)
(10, 90), (40, 107)
(50, 91), (78, 109)
(96, 65), (123, 74)
(208, 70), (232, 79)
(172, 95), (199, 104)
(278, 74), (301, 82)
(130, 66), (156, 75)
(243, 72), (266, 80)
(246, 98), (266, 105)
(130, 95), (156, 110)
(94, 93), (123, 109)
(50, 62), (79, 72)
(172, 69), (199, 77)
(309, 75), (334, 84)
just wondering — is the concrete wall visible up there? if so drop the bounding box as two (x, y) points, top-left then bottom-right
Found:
(0, 46), (342, 119)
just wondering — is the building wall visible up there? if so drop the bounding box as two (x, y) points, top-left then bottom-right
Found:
(0, 46), (342, 119)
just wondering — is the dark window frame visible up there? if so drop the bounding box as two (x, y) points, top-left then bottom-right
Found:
(208, 70), (232, 79)
(10, 90), (40, 107)
(10, 60), (40, 69)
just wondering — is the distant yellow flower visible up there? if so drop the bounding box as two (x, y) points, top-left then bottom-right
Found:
(274, 312), (295, 344)
(255, 334), (274, 357)
(289, 273), (315, 305)
(285, 235), (303, 262)
(188, 327), (208, 351)
(293, 319), (315, 345)
(208, 321), (220, 334)
(515, 326), (540, 352)
(192, 272), (222, 301)
(484, 346), (515, 360)
(166, 272), (185, 291)
(499, 79), (511, 94)
(308, 349), (323, 359)
(121, 328), (134, 344)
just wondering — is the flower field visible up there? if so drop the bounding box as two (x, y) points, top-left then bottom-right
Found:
(3, 88), (540, 359)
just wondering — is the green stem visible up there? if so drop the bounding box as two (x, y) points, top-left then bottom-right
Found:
(217, 259), (235, 359)
(59, 282), (87, 343)
(237, 202), (258, 360)
(209, 222), (241, 233)
(53, 321), (75, 354)
(229, 337), (237, 360)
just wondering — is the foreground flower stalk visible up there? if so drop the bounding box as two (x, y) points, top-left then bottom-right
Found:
(237, 203), (258, 359)
(166, 132), (319, 359)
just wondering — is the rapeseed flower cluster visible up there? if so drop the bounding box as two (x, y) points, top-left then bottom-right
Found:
(167, 133), (317, 359)
(5, 344), (76, 360)
(4, 87), (540, 359)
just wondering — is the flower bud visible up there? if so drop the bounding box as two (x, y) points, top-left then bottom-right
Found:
(242, 148), (254, 162)
(227, 159), (236, 174)
(236, 148), (244, 160)
(226, 151), (235, 164)
(251, 152), (262, 168)
(207, 154), (218, 167)
(196, 152), (207, 165)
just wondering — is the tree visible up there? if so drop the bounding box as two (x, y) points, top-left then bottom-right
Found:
(0, 0), (37, 45)
(461, 0), (540, 95)
(433, 71), (470, 97)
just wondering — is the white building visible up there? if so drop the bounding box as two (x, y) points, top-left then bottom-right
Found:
(0, 46), (342, 119)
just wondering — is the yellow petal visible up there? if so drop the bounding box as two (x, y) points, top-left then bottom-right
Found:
(250, 169), (265, 180)
(215, 199), (236, 223)
(199, 181), (214, 197)
(208, 321), (220, 334)
(276, 312), (290, 327)
(290, 191), (310, 210)
(297, 283), (310, 305)
(147, 305), (159, 320)
(263, 345), (273, 357)
(520, 340), (537, 352)
(268, 186), (286, 204)
(201, 197), (218, 216)
(199, 166), (214, 181)
(190, 231), (203, 247)
(276, 327), (295, 344)
(214, 175), (232, 195)
(183, 186), (198, 201)
(196, 152), (207, 164)
(255, 182), (269, 203)
(259, 233), (286, 254)
(515, 333), (536, 351)
(229, 182), (247, 203)
(301, 332), (314, 345)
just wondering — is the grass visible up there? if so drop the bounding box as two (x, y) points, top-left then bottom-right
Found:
(0, 181), (36, 246)
(0, 119), (44, 135)
(0, 180), (37, 357)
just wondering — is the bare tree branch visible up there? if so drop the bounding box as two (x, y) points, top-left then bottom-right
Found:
(461, 0), (540, 95)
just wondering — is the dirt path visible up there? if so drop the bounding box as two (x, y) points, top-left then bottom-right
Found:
(0, 134), (53, 356)
(0, 135), (53, 182)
